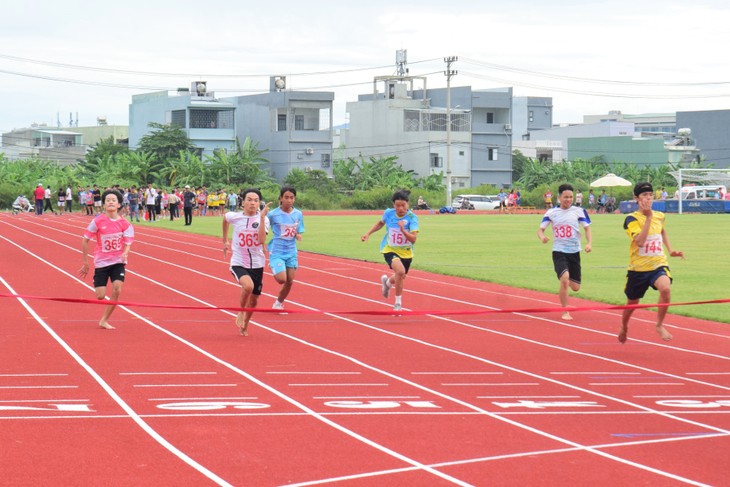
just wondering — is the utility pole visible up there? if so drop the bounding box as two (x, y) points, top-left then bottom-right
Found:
(444, 56), (458, 207)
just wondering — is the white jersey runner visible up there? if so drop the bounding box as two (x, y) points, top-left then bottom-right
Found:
(225, 211), (270, 269)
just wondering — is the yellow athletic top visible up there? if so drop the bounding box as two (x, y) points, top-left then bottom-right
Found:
(623, 211), (668, 272)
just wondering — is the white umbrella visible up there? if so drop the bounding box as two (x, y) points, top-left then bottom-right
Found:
(590, 173), (632, 188)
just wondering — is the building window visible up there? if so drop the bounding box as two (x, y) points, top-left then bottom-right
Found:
(486, 112), (494, 124)
(277, 114), (287, 131)
(171, 110), (186, 128)
(295, 115), (304, 130)
(529, 110), (534, 123)
(321, 153), (331, 168)
(488, 147), (498, 161)
(430, 153), (442, 168)
(189, 109), (233, 129)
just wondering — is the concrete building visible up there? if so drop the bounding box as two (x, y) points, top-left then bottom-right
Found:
(345, 78), (513, 188)
(0, 125), (85, 165)
(676, 109), (730, 168)
(72, 122), (129, 147)
(569, 136), (668, 166)
(222, 77), (334, 181)
(512, 96), (553, 142)
(520, 121), (635, 162)
(129, 82), (237, 157)
(128, 79), (334, 181)
(584, 110), (676, 135)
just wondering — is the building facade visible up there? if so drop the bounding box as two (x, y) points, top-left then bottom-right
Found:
(222, 77), (334, 181)
(0, 126), (85, 165)
(345, 80), (513, 189)
(128, 79), (334, 181)
(129, 82), (237, 157)
(676, 109), (730, 168)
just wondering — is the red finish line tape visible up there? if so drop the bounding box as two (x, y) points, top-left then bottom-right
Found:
(1, 293), (729, 317)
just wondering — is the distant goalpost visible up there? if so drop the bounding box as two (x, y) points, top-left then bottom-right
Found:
(669, 168), (730, 214)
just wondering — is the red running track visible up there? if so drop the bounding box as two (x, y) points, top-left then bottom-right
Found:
(1, 211), (729, 486)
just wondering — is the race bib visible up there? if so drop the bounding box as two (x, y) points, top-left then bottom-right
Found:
(236, 229), (260, 248)
(553, 224), (574, 239)
(639, 234), (663, 257)
(101, 233), (123, 253)
(388, 228), (409, 247)
(279, 223), (297, 240)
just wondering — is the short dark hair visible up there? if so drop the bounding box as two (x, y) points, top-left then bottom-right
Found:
(392, 189), (411, 202)
(634, 181), (653, 197)
(242, 188), (262, 201)
(101, 189), (123, 205)
(279, 185), (296, 198)
(558, 183), (574, 195)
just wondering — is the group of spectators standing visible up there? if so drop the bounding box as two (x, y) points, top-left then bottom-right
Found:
(31, 183), (79, 215)
(497, 188), (521, 212)
(26, 183), (254, 226)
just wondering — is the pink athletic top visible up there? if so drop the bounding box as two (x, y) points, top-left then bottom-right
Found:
(84, 215), (134, 268)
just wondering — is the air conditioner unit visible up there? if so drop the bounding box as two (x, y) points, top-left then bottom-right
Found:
(304, 166), (312, 172)
(305, 147), (314, 155)
(504, 123), (512, 132)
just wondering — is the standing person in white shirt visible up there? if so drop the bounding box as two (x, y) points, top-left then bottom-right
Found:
(144, 182), (157, 221)
(65, 186), (73, 213)
(222, 188), (270, 336)
(537, 184), (593, 321)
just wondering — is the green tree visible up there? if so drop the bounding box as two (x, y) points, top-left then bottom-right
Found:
(124, 151), (160, 185)
(84, 135), (130, 166)
(137, 122), (196, 167)
(160, 150), (205, 188)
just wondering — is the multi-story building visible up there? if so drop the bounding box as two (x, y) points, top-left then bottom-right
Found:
(676, 109), (730, 168)
(345, 78), (513, 189)
(583, 110), (676, 135)
(222, 77), (334, 181)
(128, 79), (334, 181)
(129, 82), (237, 157)
(1, 125), (85, 165)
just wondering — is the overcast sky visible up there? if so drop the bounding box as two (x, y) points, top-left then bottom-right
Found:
(2, 0), (730, 133)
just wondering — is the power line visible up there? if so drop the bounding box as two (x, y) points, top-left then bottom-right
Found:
(460, 57), (730, 87)
(0, 53), (439, 78)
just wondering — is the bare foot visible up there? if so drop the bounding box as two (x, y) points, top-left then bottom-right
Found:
(99, 322), (115, 330)
(617, 325), (628, 344)
(561, 312), (573, 321)
(656, 324), (673, 342)
(235, 313), (248, 336)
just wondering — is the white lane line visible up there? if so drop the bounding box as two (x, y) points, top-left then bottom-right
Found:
(288, 383), (389, 387)
(0, 385), (78, 389)
(119, 372), (217, 375)
(442, 383), (539, 387)
(313, 396), (421, 399)
(634, 395), (730, 398)
(551, 372), (641, 375)
(133, 384), (238, 388)
(147, 396), (258, 401)
(0, 399), (89, 403)
(0, 373), (69, 377)
(412, 371), (503, 375)
(589, 383), (684, 386)
(266, 371), (361, 375)
(477, 395), (581, 399)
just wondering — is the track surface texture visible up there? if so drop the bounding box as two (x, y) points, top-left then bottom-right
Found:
(1, 212), (728, 486)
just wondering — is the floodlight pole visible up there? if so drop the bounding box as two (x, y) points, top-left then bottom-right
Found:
(444, 56), (457, 207)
